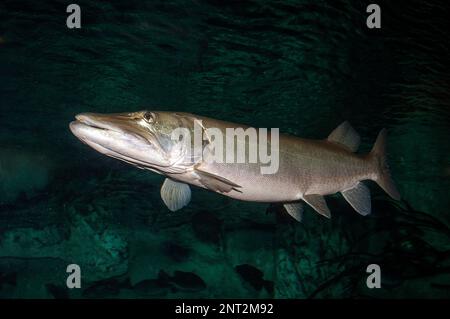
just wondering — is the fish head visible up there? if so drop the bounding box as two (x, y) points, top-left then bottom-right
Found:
(69, 111), (194, 173)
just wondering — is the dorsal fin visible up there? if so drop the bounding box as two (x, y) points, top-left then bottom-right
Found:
(327, 121), (360, 152)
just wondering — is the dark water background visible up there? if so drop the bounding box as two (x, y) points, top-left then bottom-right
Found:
(0, 0), (449, 298)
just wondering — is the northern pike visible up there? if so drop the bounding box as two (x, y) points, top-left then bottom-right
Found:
(69, 111), (400, 221)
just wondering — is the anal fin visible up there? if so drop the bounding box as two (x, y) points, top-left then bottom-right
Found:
(303, 194), (331, 218)
(283, 202), (304, 222)
(341, 182), (371, 216)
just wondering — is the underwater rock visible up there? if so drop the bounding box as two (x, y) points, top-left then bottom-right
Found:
(264, 280), (274, 294)
(0, 148), (50, 204)
(235, 264), (264, 290)
(225, 228), (275, 278)
(45, 283), (69, 299)
(0, 226), (67, 256)
(132, 278), (170, 297)
(159, 270), (206, 292)
(266, 204), (293, 223)
(191, 210), (222, 244)
(161, 241), (190, 262)
(62, 214), (129, 281)
(235, 264), (272, 293)
(274, 212), (352, 298)
(0, 213), (128, 282)
(0, 271), (17, 289)
(380, 268), (404, 289)
(0, 257), (70, 298)
(82, 275), (131, 298)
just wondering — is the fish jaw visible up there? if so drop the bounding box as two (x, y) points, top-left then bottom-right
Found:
(69, 112), (170, 169)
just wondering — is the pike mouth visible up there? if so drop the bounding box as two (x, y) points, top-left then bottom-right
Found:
(69, 118), (153, 168)
(69, 113), (168, 170)
(69, 112), (188, 174)
(69, 113), (125, 148)
(73, 114), (115, 132)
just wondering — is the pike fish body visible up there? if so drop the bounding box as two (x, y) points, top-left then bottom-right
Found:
(70, 111), (400, 221)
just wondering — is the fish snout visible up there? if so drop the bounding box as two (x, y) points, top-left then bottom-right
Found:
(72, 112), (130, 134)
(69, 120), (80, 134)
(75, 113), (108, 128)
(75, 113), (92, 123)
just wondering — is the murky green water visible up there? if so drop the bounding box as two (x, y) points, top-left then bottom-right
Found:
(0, 0), (449, 298)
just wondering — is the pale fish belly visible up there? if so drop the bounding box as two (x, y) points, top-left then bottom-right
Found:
(300, 154), (373, 196)
(196, 161), (302, 203)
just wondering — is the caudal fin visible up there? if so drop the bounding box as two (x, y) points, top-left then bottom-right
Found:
(370, 129), (401, 200)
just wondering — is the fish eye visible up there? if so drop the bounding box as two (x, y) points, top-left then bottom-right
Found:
(143, 112), (155, 123)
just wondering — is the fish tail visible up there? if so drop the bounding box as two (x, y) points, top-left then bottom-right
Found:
(369, 129), (401, 200)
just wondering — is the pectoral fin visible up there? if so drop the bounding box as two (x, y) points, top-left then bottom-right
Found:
(283, 202), (304, 222)
(327, 121), (360, 152)
(194, 167), (242, 193)
(303, 194), (331, 218)
(341, 182), (371, 216)
(160, 178), (191, 212)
